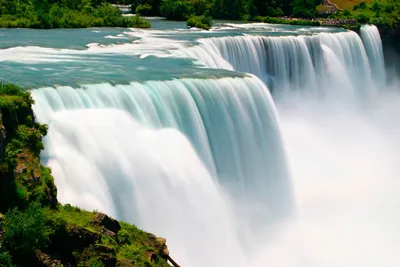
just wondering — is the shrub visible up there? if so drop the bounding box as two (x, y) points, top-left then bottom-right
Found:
(356, 13), (370, 23)
(2, 202), (53, 256)
(135, 3), (154, 16)
(187, 15), (212, 30)
(125, 15), (151, 28)
(160, 0), (192, 20)
(0, 251), (14, 267)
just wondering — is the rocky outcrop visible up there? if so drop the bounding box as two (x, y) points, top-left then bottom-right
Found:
(93, 213), (121, 235)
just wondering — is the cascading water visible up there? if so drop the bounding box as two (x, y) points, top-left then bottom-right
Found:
(22, 23), (399, 267)
(31, 76), (292, 266)
(360, 25), (386, 85)
(179, 28), (380, 99)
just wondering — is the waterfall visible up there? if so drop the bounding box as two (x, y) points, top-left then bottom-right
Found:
(31, 76), (292, 266)
(26, 23), (397, 267)
(360, 25), (386, 85)
(178, 27), (385, 98)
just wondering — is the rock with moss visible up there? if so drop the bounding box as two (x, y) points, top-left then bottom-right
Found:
(0, 83), (177, 267)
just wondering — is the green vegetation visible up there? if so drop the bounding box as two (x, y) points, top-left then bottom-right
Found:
(256, 16), (321, 26)
(0, 83), (172, 267)
(131, 0), (323, 23)
(3, 202), (53, 257)
(0, 0), (150, 28)
(187, 15), (212, 30)
(0, 82), (56, 212)
(330, 0), (373, 10)
(330, 0), (400, 29)
(136, 3), (154, 15)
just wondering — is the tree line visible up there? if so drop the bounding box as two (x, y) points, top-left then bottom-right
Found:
(0, 0), (150, 28)
(128, 0), (322, 20)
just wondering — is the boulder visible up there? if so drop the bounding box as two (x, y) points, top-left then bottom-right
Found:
(92, 213), (121, 234)
(93, 244), (117, 267)
(65, 225), (101, 250)
(35, 251), (63, 267)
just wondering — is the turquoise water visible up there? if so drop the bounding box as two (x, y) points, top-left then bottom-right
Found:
(0, 20), (345, 87)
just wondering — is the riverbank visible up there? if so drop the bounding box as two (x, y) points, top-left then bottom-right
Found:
(0, 2), (150, 29)
(253, 16), (361, 30)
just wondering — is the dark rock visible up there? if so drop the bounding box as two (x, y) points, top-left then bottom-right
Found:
(100, 225), (117, 238)
(94, 244), (117, 267)
(66, 225), (101, 250)
(80, 245), (116, 267)
(35, 251), (63, 267)
(92, 213), (121, 234)
(144, 234), (169, 257)
(48, 224), (101, 263)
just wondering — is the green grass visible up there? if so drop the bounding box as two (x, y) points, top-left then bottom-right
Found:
(44, 204), (99, 232)
(330, 0), (373, 10)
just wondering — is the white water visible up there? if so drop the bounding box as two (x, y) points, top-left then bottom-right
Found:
(179, 29), (381, 100)
(32, 76), (291, 266)
(30, 24), (400, 267)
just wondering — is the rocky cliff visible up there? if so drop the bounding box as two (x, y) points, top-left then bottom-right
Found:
(0, 83), (177, 267)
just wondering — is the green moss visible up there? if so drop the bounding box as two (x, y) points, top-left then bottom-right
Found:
(45, 204), (99, 232)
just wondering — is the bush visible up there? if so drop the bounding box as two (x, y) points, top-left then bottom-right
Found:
(253, 15), (264, 22)
(135, 3), (154, 16)
(0, 251), (14, 267)
(0, 1), (151, 29)
(265, 6), (284, 17)
(186, 15), (212, 30)
(263, 16), (320, 26)
(356, 13), (370, 23)
(2, 202), (53, 257)
(160, 0), (192, 20)
(125, 15), (151, 28)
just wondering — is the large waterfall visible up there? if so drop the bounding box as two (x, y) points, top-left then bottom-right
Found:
(27, 24), (399, 267)
(176, 27), (382, 100)
(31, 76), (291, 266)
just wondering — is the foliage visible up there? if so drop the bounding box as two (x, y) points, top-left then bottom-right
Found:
(187, 15), (212, 30)
(0, 82), (57, 212)
(160, 0), (192, 20)
(136, 3), (154, 15)
(45, 204), (98, 231)
(126, 14), (151, 27)
(0, 251), (14, 267)
(263, 16), (321, 26)
(330, 0), (372, 10)
(0, 0), (150, 28)
(2, 202), (53, 256)
(292, 0), (317, 18)
(330, 0), (400, 29)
